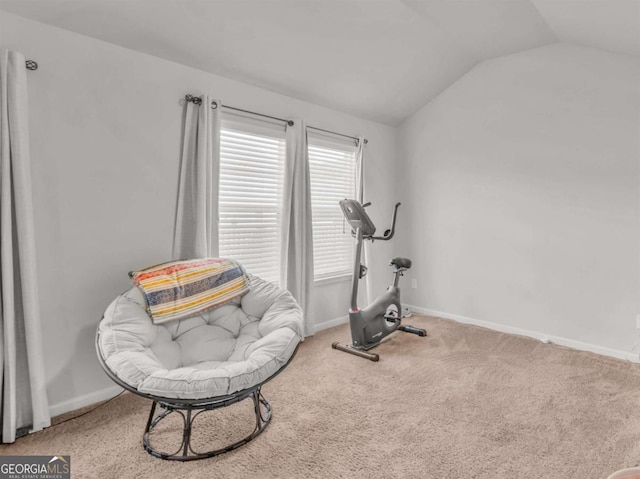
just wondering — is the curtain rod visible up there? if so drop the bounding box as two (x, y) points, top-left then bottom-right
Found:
(184, 94), (368, 145)
(25, 60), (38, 71)
(185, 94), (294, 127)
(307, 125), (368, 145)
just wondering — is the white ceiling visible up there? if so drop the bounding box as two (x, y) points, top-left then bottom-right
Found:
(1, 0), (638, 125)
(531, 0), (640, 58)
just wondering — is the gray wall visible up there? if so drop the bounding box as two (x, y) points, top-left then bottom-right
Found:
(398, 43), (640, 356)
(5, 10), (638, 416)
(0, 11), (401, 414)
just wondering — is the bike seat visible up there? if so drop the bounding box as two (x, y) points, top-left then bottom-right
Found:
(390, 257), (412, 269)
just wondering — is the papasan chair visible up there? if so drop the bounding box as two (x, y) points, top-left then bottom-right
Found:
(96, 258), (303, 461)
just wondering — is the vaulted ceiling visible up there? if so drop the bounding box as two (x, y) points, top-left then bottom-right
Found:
(1, 0), (638, 125)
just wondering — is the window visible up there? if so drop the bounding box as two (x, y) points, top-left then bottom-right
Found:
(218, 118), (286, 284)
(308, 134), (357, 280)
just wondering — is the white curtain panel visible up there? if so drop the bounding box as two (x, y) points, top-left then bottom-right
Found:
(354, 137), (372, 304)
(281, 120), (314, 336)
(0, 49), (50, 443)
(172, 95), (221, 259)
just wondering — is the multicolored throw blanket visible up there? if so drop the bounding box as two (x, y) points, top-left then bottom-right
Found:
(129, 258), (250, 324)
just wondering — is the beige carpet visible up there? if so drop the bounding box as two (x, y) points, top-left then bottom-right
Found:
(3, 315), (640, 479)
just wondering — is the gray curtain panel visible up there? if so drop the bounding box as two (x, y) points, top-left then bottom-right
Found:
(280, 120), (314, 336)
(173, 95), (221, 260)
(354, 137), (371, 304)
(0, 49), (50, 443)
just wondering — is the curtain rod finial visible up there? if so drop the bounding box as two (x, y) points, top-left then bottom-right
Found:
(185, 94), (200, 105)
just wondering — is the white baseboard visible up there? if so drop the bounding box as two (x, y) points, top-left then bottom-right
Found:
(49, 385), (124, 418)
(408, 305), (640, 363)
(313, 315), (349, 334)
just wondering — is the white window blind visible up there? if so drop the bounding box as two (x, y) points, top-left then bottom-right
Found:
(308, 134), (357, 280)
(218, 118), (286, 284)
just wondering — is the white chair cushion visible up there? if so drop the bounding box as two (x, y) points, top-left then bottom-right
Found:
(98, 275), (303, 399)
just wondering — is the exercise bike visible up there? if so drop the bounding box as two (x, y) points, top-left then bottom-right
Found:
(332, 199), (426, 361)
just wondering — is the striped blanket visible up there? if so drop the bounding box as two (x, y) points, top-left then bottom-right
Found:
(129, 258), (250, 324)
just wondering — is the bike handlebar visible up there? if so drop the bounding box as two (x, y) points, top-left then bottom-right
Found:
(369, 202), (400, 241)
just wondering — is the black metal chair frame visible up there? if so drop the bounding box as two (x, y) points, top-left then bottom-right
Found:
(96, 328), (299, 461)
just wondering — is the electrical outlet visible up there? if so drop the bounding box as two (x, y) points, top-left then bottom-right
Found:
(636, 314), (640, 330)
(411, 278), (418, 289)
